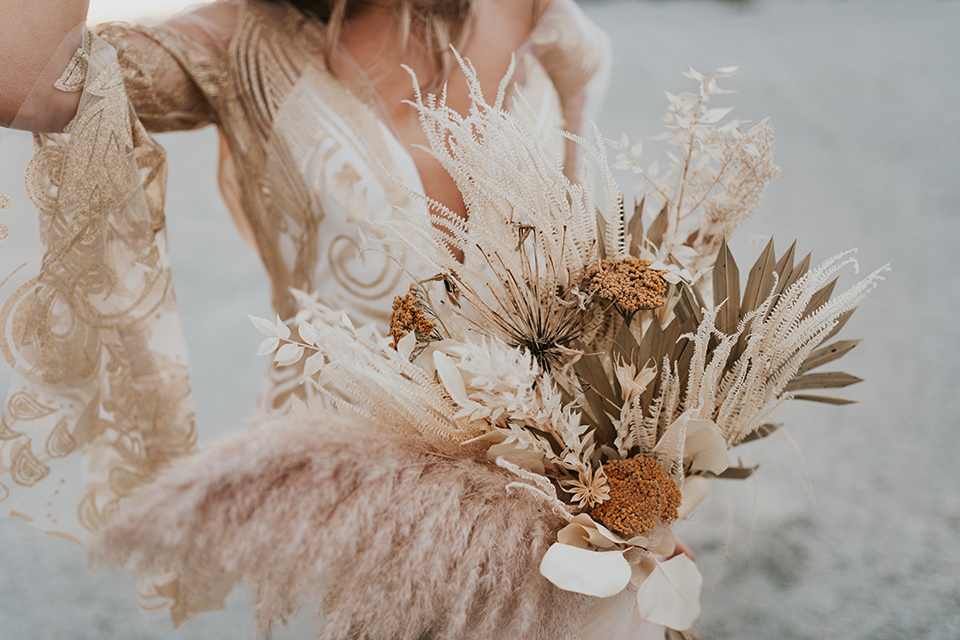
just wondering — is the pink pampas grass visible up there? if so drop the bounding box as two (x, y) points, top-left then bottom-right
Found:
(90, 407), (592, 639)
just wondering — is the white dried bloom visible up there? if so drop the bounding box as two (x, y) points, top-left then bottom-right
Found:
(437, 337), (541, 422)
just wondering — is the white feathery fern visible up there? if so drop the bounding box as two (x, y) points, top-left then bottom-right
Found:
(256, 297), (486, 445)
(373, 56), (621, 357)
(675, 252), (888, 445)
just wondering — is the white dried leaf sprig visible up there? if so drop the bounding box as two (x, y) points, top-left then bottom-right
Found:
(250, 295), (486, 445)
(608, 66), (780, 270)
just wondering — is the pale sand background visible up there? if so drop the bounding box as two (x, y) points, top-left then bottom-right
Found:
(1, 0), (958, 637)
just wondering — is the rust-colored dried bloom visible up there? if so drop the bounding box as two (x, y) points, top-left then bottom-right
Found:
(389, 285), (435, 349)
(586, 257), (667, 313)
(589, 456), (681, 538)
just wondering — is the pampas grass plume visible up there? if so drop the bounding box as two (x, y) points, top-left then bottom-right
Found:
(90, 410), (592, 639)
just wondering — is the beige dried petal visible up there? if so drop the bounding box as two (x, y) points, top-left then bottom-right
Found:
(684, 419), (729, 474)
(556, 522), (592, 549)
(633, 554), (703, 630)
(678, 476), (710, 519)
(433, 351), (470, 408)
(539, 543), (632, 598)
(615, 359), (658, 402)
(396, 331), (417, 360)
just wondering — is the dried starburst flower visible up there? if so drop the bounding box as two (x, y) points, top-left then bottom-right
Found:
(589, 456), (681, 538)
(560, 465), (611, 508)
(586, 257), (667, 317)
(389, 285), (435, 349)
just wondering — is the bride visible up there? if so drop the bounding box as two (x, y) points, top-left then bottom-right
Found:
(0, 0), (610, 628)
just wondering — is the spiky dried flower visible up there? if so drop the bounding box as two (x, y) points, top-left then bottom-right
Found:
(560, 465), (610, 509)
(589, 457), (681, 538)
(389, 285), (435, 349)
(374, 56), (624, 371)
(586, 257), (666, 317)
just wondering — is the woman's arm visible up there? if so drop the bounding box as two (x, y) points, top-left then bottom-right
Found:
(0, 0), (90, 131)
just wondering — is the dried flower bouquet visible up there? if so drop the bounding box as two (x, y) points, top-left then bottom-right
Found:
(97, 64), (886, 639)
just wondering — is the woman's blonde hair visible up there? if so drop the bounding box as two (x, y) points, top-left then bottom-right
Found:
(265, 0), (475, 90)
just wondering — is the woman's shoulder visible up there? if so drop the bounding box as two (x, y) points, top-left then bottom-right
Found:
(525, 0), (611, 85)
(528, 0), (609, 51)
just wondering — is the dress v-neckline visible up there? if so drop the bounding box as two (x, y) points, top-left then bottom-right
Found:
(313, 0), (561, 145)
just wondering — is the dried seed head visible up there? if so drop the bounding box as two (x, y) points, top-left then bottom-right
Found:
(389, 285), (435, 349)
(586, 257), (667, 314)
(589, 456), (681, 538)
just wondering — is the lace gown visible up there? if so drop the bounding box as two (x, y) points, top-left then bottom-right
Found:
(0, 0), (609, 618)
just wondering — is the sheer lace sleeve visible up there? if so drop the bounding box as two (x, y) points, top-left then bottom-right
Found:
(93, 1), (244, 132)
(530, 0), (611, 143)
(0, 17), (221, 624)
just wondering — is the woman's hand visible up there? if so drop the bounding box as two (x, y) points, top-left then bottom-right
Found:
(0, 0), (90, 131)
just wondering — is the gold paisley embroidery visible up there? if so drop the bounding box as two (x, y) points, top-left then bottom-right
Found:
(45, 418), (77, 459)
(1, 193), (12, 241)
(0, 193), (11, 240)
(330, 162), (363, 206)
(329, 234), (406, 303)
(300, 65), (411, 210)
(5, 392), (56, 422)
(0, 415), (23, 441)
(54, 27), (91, 92)
(77, 488), (112, 534)
(10, 440), (50, 487)
(108, 467), (148, 498)
(0, 277), (38, 368)
(114, 431), (146, 462)
(24, 144), (65, 219)
(2, 32), (196, 563)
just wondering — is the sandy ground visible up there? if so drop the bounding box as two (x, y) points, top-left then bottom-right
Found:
(1, 0), (958, 638)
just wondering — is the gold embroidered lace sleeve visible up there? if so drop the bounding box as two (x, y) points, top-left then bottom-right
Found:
(1, 27), (200, 621)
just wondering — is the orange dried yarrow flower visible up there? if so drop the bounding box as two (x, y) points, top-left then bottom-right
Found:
(589, 456), (682, 538)
(586, 257), (667, 313)
(389, 285), (435, 349)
